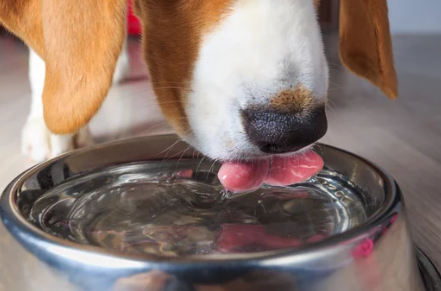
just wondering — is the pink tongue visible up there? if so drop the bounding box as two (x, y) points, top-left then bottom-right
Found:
(218, 151), (324, 192)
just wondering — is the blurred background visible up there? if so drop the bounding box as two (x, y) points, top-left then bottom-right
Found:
(1, 0), (441, 268)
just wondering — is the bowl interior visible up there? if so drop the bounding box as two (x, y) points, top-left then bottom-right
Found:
(7, 135), (393, 259)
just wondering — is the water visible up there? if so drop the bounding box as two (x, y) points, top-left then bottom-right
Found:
(28, 161), (367, 257)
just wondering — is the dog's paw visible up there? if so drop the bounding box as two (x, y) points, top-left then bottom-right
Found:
(21, 118), (94, 163)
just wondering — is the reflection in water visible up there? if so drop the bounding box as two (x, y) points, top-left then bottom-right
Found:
(29, 161), (366, 257)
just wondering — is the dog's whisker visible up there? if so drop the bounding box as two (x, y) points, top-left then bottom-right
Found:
(206, 159), (218, 181)
(175, 145), (192, 171)
(157, 139), (182, 170)
(195, 156), (206, 174)
(136, 121), (170, 135)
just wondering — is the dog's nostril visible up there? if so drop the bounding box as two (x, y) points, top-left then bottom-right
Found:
(242, 106), (327, 154)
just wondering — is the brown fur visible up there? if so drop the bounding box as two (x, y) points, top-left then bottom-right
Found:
(0, 0), (45, 56)
(270, 85), (320, 114)
(0, 0), (126, 134)
(339, 0), (398, 99)
(135, 1), (234, 135)
(0, 0), (397, 135)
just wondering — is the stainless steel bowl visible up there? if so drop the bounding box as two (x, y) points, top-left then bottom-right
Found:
(0, 134), (439, 291)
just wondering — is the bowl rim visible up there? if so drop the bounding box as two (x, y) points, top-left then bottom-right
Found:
(0, 134), (400, 267)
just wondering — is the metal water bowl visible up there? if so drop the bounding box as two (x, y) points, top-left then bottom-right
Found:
(0, 134), (439, 291)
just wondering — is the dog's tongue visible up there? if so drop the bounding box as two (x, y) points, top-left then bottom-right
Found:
(218, 151), (323, 192)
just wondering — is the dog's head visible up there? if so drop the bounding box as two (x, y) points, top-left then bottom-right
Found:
(1, 0), (397, 162)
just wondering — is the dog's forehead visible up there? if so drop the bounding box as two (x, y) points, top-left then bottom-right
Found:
(188, 1), (237, 33)
(145, 0), (318, 21)
(140, 0), (319, 42)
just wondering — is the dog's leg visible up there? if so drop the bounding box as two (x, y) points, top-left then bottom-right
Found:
(113, 37), (130, 84)
(22, 29), (130, 163)
(21, 49), (94, 163)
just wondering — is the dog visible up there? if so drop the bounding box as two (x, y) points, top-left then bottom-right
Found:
(22, 41), (130, 163)
(0, 0), (397, 190)
(21, 45), (130, 162)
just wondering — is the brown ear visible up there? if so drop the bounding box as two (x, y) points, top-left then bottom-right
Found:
(0, 0), (127, 134)
(339, 0), (398, 99)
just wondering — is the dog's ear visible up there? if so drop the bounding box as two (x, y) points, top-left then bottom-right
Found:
(0, 0), (127, 134)
(339, 0), (398, 99)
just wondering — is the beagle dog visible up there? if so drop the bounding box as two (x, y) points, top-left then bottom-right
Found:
(0, 0), (397, 191)
(22, 41), (130, 163)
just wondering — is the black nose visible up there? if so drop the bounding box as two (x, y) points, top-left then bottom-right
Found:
(242, 106), (327, 154)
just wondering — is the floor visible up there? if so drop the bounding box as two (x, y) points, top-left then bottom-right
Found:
(1, 33), (441, 269)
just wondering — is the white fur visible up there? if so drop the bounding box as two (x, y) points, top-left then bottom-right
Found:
(185, 0), (328, 161)
(22, 40), (130, 163)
